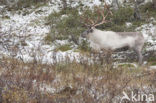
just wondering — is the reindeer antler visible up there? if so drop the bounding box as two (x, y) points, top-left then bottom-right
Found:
(93, 5), (112, 27)
(81, 4), (112, 28)
(80, 14), (95, 27)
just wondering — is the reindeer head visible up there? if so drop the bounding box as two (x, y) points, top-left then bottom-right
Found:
(81, 6), (112, 38)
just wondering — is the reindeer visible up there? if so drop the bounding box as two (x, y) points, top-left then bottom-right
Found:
(81, 7), (145, 65)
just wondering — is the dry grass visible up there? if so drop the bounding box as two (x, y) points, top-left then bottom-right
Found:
(0, 56), (155, 103)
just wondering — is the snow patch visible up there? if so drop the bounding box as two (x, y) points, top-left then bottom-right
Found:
(136, 20), (156, 51)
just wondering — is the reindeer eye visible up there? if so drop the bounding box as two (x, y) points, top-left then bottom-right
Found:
(89, 29), (93, 33)
(86, 28), (93, 34)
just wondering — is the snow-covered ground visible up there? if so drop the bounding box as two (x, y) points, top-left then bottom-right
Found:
(0, 0), (156, 64)
(136, 20), (156, 51)
(0, 0), (104, 64)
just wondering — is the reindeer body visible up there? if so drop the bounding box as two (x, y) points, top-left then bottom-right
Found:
(88, 29), (144, 50)
(82, 28), (145, 64)
(81, 7), (145, 64)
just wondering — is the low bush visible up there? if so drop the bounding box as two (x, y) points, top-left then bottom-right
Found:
(2, 0), (49, 10)
(77, 39), (91, 53)
(46, 7), (85, 44)
(112, 7), (134, 24)
(54, 44), (72, 52)
(45, 3), (155, 52)
(0, 57), (155, 103)
(46, 6), (141, 43)
(140, 2), (156, 19)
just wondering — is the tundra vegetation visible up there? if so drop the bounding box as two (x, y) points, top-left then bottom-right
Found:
(0, 0), (156, 103)
(0, 56), (156, 103)
(46, 1), (156, 62)
(46, 1), (156, 44)
(0, 0), (49, 10)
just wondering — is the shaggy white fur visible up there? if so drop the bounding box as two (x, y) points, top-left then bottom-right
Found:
(86, 28), (145, 64)
(88, 29), (138, 50)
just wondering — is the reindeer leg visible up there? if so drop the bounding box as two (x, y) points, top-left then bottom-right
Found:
(133, 47), (143, 65)
(136, 50), (143, 65)
(99, 51), (104, 65)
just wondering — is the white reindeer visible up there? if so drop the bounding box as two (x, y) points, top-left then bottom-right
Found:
(81, 7), (145, 65)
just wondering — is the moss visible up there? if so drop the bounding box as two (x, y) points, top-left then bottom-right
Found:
(117, 63), (136, 68)
(148, 57), (156, 62)
(54, 44), (72, 52)
(151, 62), (156, 65)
